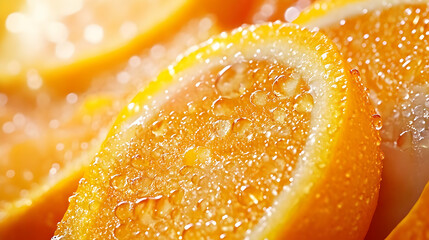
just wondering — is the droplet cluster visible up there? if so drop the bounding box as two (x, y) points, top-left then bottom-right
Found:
(101, 60), (313, 239)
(320, 3), (429, 238)
(322, 4), (429, 149)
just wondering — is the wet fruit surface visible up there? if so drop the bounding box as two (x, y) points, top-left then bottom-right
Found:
(104, 61), (310, 239)
(60, 60), (312, 239)
(54, 23), (382, 240)
(295, 1), (429, 239)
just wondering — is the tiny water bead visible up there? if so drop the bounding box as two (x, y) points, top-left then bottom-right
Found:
(238, 186), (264, 206)
(88, 60), (314, 238)
(294, 93), (314, 114)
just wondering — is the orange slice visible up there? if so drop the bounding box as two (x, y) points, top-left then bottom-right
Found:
(0, 0), (198, 94)
(386, 180), (429, 239)
(54, 23), (382, 239)
(295, 0), (429, 238)
(0, 15), (220, 239)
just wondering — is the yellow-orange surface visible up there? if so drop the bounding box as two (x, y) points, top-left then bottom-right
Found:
(54, 23), (382, 240)
(295, 0), (429, 238)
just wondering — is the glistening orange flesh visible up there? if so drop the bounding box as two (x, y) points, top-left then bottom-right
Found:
(54, 23), (382, 239)
(294, 1), (429, 238)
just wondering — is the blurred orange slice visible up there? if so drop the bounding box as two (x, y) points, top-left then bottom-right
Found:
(0, 15), (221, 239)
(295, 0), (429, 238)
(0, 0), (198, 94)
(54, 23), (382, 239)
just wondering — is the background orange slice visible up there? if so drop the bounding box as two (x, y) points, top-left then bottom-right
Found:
(0, 11), (220, 240)
(295, 0), (429, 238)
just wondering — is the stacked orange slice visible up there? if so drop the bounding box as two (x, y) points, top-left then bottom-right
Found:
(295, 0), (429, 238)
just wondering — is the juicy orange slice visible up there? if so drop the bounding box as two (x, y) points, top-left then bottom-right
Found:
(295, 0), (429, 238)
(0, 0), (197, 94)
(0, 15), (220, 240)
(54, 23), (382, 239)
(386, 180), (429, 240)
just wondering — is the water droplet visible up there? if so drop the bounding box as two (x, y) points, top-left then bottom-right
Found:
(294, 93), (314, 113)
(115, 202), (134, 221)
(214, 120), (232, 137)
(272, 74), (299, 98)
(372, 114), (382, 130)
(152, 120), (168, 137)
(250, 90), (268, 106)
(215, 63), (250, 98)
(183, 147), (211, 167)
(110, 174), (127, 190)
(212, 97), (233, 116)
(238, 186), (263, 206)
(233, 118), (252, 136)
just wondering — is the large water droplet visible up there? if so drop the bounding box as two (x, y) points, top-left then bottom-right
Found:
(294, 93), (314, 113)
(152, 119), (168, 137)
(215, 63), (250, 98)
(110, 174), (127, 190)
(114, 224), (129, 240)
(372, 114), (382, 130)
(115, 201), (134, 221)
(272, 74), (299, 98)
(233, 118), (252, 136)
(250, 90), (268, 106)
(212, 97), (233, 116)
(238, 186), (263, 206)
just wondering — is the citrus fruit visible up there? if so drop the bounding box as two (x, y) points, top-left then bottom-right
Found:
(295, 0), (429, 238)
(0, 0), (199, 94)
(0, 14), (220, 239)
(386, 180), (429, 240)
(54, 22), (382, 239)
